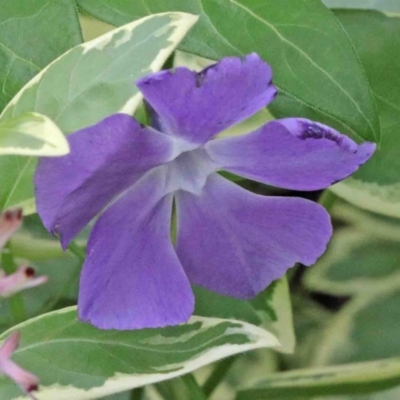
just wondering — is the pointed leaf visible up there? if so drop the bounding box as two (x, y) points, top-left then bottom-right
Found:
(194, 277), (295, 354)
(236, 357), (400, 399)
(0, 0), (82, 112)
(0, 308), (279, 400)
(0, 112), (69, 156)
(0, 12), (198, 214)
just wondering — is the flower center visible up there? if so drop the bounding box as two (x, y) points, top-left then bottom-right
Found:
(165, 146), (218, 195)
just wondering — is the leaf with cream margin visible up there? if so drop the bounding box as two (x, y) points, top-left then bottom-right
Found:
(308, 286), (400, 368)
(303, 227), (400, 367)
(304, 229), (400, 297)
(330, 180), (400, 219)
(0, 0), (82, 112)
(0, 112), (68, 156)
(194, 277), (295, 354)
(235, 356), (400, 399)
(251, 277), (295, 354)
(0, 307), (279, 400)
(0, 12), (198, 214)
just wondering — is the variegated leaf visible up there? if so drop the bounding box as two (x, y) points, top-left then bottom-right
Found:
(0, 112), (68, 156)
(0, 307), (279, 400)
(0, 12), (198, 214)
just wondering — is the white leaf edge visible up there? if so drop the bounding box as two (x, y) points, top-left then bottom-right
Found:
(0, 12), (199, 215)
(1, 12), (199, 120)
(0, 112), (69, 156)
(331, 179), (400, 219)
(2, 307), (279, 400)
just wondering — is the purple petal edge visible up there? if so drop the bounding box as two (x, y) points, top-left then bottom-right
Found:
(78, 168), (194, 330)
(35, 114), (176, 250)
(176, 173), (332, 299)
(206, 117), (376, 191)
(136, 53), (277, 144)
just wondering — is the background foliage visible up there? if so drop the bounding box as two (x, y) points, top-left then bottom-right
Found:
(1, 1), (400, 399)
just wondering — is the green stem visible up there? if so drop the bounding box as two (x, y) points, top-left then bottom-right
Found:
(318, 189), (338, 213)
(1, 247), (26, 323)
(68, 241), (86, 263)
(129, 387), (144, 400)
(202, 356), (237, 397)
(155, 374), (207, 400)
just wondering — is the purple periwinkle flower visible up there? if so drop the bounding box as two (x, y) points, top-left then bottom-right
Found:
(35, 54), (375, 330)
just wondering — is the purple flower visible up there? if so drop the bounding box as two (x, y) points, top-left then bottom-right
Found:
(35, 54), (375, 330)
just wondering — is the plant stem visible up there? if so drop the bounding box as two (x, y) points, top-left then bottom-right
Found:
(155, 374), (207, 400)
(202, 356), (237, 397)
(1, 247), (26, 323)
(129, 387), (144, 400)
(68, 241), (86, 263)
(318, 189), (338, 213)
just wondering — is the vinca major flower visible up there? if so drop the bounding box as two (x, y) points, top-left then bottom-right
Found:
(35, 54), (375, 330)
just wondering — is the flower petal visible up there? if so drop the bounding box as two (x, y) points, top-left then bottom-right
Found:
(0, 332), (39, 398)
(0, 266), (48, 297)
(0, 359), (39, 397)
(35, 114), (177, 249)
(0, 331), (19, 359)
(137, 53), (276, 144)
(206, 118), (376, 191)
(78, 168), (194, 330)
(0, 209), (22, 250)
(176, 174), (332, 299)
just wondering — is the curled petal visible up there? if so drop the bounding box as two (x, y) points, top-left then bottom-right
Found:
(176, 174), (332, 299)
(137, 53), (276, 144)
(78, 168), (194, 330)
(35, 114), (178, 249)
(206, 118), (376, 191)
(0, 332), (39, 398)
(0, 209), (22, 250)
(0, 266), (48, 297)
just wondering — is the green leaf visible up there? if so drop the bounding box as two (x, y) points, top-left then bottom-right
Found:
(0, 0), (82, 112)
(329, 11), (400, 216)
(311, 288), (400, 366)
(193, 277), (295, 354)
(77, 0), (380, 144)
(79, 14), (114, 42)
(251, 277), (295, 354)
(330, 182), (400, 219)
(0, 112), (69, 155)
(0, 12), (198, 215)
(0, 308), (279, 399)
(304, 227), (400, 366)
(331, 201), (400, 243)
(193, 286), (261, 326)
(235, 357), (400, 399)
(304, 229), (400, 297)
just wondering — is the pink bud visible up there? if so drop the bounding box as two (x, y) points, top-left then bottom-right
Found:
(0, 332), (39, 399)
(0, 209), (23, 250)
(0, 266), (48, 297)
